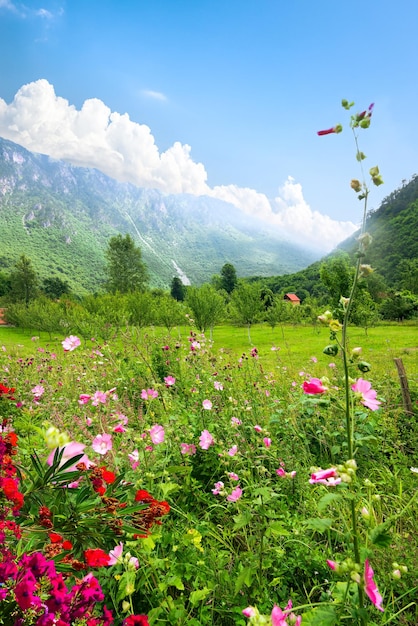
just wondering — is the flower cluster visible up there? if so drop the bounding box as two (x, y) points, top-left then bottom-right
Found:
(132, 489), (170, 537)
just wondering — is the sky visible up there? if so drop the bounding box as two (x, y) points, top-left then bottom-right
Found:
(1, 0), (417, 252)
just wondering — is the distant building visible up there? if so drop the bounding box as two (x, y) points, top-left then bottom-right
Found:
(284, 293), (300, 306)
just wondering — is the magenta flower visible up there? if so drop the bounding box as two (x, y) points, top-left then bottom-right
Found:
(276, 467), (286, 477)
(364, 559), (384, 612)
(231, 417), (242, 426)
(164, 376), (176, 386)
(212, 481), (224, 495)
(317, 124), (342, 136)
(303, 377), (327, 394)
(113, 423), (127, 433)
(31, 384), (45, 398)
(91, 390), (107, 406)
(141, 388), (158, 400)
(327, 559), (339, 571)
(263, 437), (272, 448)
(92, 433), (113, 455)
(242, 607), (256, 618)
(62, 335), (81, 351)
(78, 393), (91, 405)
(228, 472), (239, 481)
(199, 429), (214, 449)
(351, 378), (381, 411)
(228, 445), (238, 456)
(202, 399), (213, 410)
(227, 486), (242, 502)
(254, 425), (262, 432)
(149, 424), (165, 444)
(309, 467), (341, 486)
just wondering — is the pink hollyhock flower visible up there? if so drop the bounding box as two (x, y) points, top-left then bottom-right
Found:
(149, 424), (165, 444)
(128, 449), (140, 469)
(263, 437), (272, 448)
(180, 443), (196, 455)
(214, 380), (224, 391)
(47, 441), (92, 470)
(212, 481), (224, 495)
(276, 467), (286, 477)
(271, 604), (288, 626)
(78, 393), (91, 405)
(254, 425), (262, 432)
(231, 417), (242, 426)
(86, 417), (93, 426)
(199, 429), (214, 449)
(228, 472), (239, 481)
(242, 607), (256, 618)
(164, 376), (176, 386)
(92, 433), (113, 455)
(351, 378), (381, 411)
(202, 399), (212, 410)
(227, 486), (242, 502)
(113, 423), (127, 433)
(62, 335), (81, 351)
(31, 384), (45, 398)
(327, 559), (339, 571)
(108, 542), (124, 565)
(311, 356), (318, 363)
(309, 467), (341, 486)
(364, 559), (384, 612)
(91, 390), (107, 406)
(303, 377), (328, 394)
(228, 445), (238, 456)
(141, 388), (158, 399)
(128, 556), (139, 569)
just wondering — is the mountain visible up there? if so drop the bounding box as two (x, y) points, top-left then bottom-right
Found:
(0, 138), (318, 293)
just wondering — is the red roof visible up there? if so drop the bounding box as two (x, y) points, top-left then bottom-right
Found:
(284, 293), (300, 302)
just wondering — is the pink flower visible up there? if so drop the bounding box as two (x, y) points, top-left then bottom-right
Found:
(254, 425), (262, 432)
(263, 437), (272, 448)
(149, 424), (165, 445)
(199, 429), (214, 449)
(212, 481), (224, 495)
(271, 604), (288, 626)
(47, 441), (92, 470)
(164, 376), (176, 386)
(228, 445), (238, 456)
(327, 559), (338, 571)
(227, 486), (242, 502)
(228, 472), (239, 481)
(351, 378), (381, 411)
(231, 417), (242, 426)
(202, 399), (212, 410)
(180, 443), (196, 455)
(128, 449), (140, 469)
(91, 390), (107, 406)
(62, 335), (81, 351)
(303, 377), (327, 394)
(108, 542), (124, 565)
(86, 417), (93, 426)
(31, 384), (45, 398)
(242, 607), (256, 618)
(364, 559), (384, 612)
(309, 467), (341, 486)
(141, 388), (158, 400)
(311, 356), (318, 363)
(317, 125), (342, 136)
(276, 468), (286, 477)
(78, 394), (91, 405)
(92, 433), (113, 455)
(113, 423), (127, 433)
(214, 380), (223, 391)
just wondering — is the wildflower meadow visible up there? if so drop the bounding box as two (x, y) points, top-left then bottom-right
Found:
(0, 101), (417, 626)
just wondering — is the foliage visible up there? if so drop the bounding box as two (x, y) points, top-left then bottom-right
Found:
(220, 263), (238, 294)
(185, 284), (225, 333)
(105, 234), (149, 294)
(9, 255), (38, 305)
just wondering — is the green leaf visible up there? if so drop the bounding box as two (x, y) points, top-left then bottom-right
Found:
(116, 571), (136, 603)
(234, 566), (253, 594)
(189, 587), (211, 606)
(301, 606), (338, 626)
(304, 518), (333, 533)
(264, 521), (290, 537)
(233, 510), (252, 531)
(317, 492), (341, 513)
(369, 523), (392, 547)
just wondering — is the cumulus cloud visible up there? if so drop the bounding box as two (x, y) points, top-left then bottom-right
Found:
(0, 80), (356, 251)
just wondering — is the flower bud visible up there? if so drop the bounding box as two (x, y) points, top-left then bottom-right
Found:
(329, 319), (342, 332)
(361, 507), (370, 520)
(359, 264), (374, 277)
(351, 347), (362, 358)
(323, 344), (339, 356)
(369, 166), (380, 177)
(350, 179), (362, 193)
(357, 361), (371, 373)
(392, 569), (401, 579)
(318, 310), (333, 324)
(357, 232), (373, 249)
(351, 572), (361, 584)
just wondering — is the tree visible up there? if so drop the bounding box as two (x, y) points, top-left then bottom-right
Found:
(105, 234), (148, 294)
(220, 263), (238, 294)
(10, 255), (38, 305)
(170, 277), (185, 301)
(230, 282), (263, 343)
(320, 252), (354, 309)
(42, 276), (71, 299)
(186, 284), (225, 334)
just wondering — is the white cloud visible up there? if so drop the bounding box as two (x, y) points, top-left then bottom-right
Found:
(36, 8), (53, 19)
(0, 0), (17, 12)
(0, 80), (357, 251)
(141, 89), (167, 102)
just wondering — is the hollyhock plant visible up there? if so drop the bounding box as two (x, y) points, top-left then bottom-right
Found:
(141, 388), (158, 400)
(149, 424), (165, 444)
(31, 384), (45, 399)
(303, 377), (327, 394)
(364, 559), (384, 612)
(108, 542), (124, 565)
(227, 486), (242, 502)
(199, 429), (214, 449)
(91, 390), (108, 406)
(309, 467), (341, 486)
(202, 399), (212, 410)
(92, 433), (113, 455)
(62, 335), (81, 351)
(180, 443), (196, 455)
(351, 378), (381, 411)
(212, 481), (224, 495)
(164, 375), (176, 386)
(128, 449), (140, 469)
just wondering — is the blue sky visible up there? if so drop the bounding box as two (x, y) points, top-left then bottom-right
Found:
(1, 0), (417, 251)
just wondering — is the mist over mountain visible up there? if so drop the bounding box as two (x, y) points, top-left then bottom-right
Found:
(0, 137), (318, 293)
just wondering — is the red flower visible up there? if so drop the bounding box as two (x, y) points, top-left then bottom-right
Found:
(101, 468), (116, 484)
(123, 616), (150, 626)
(49, 532), (63, 543)
(317, 125), (342, 136)
(84, 548), (111, 567)
(134, 489), (154, 503)
(63, 540), (73, 550)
